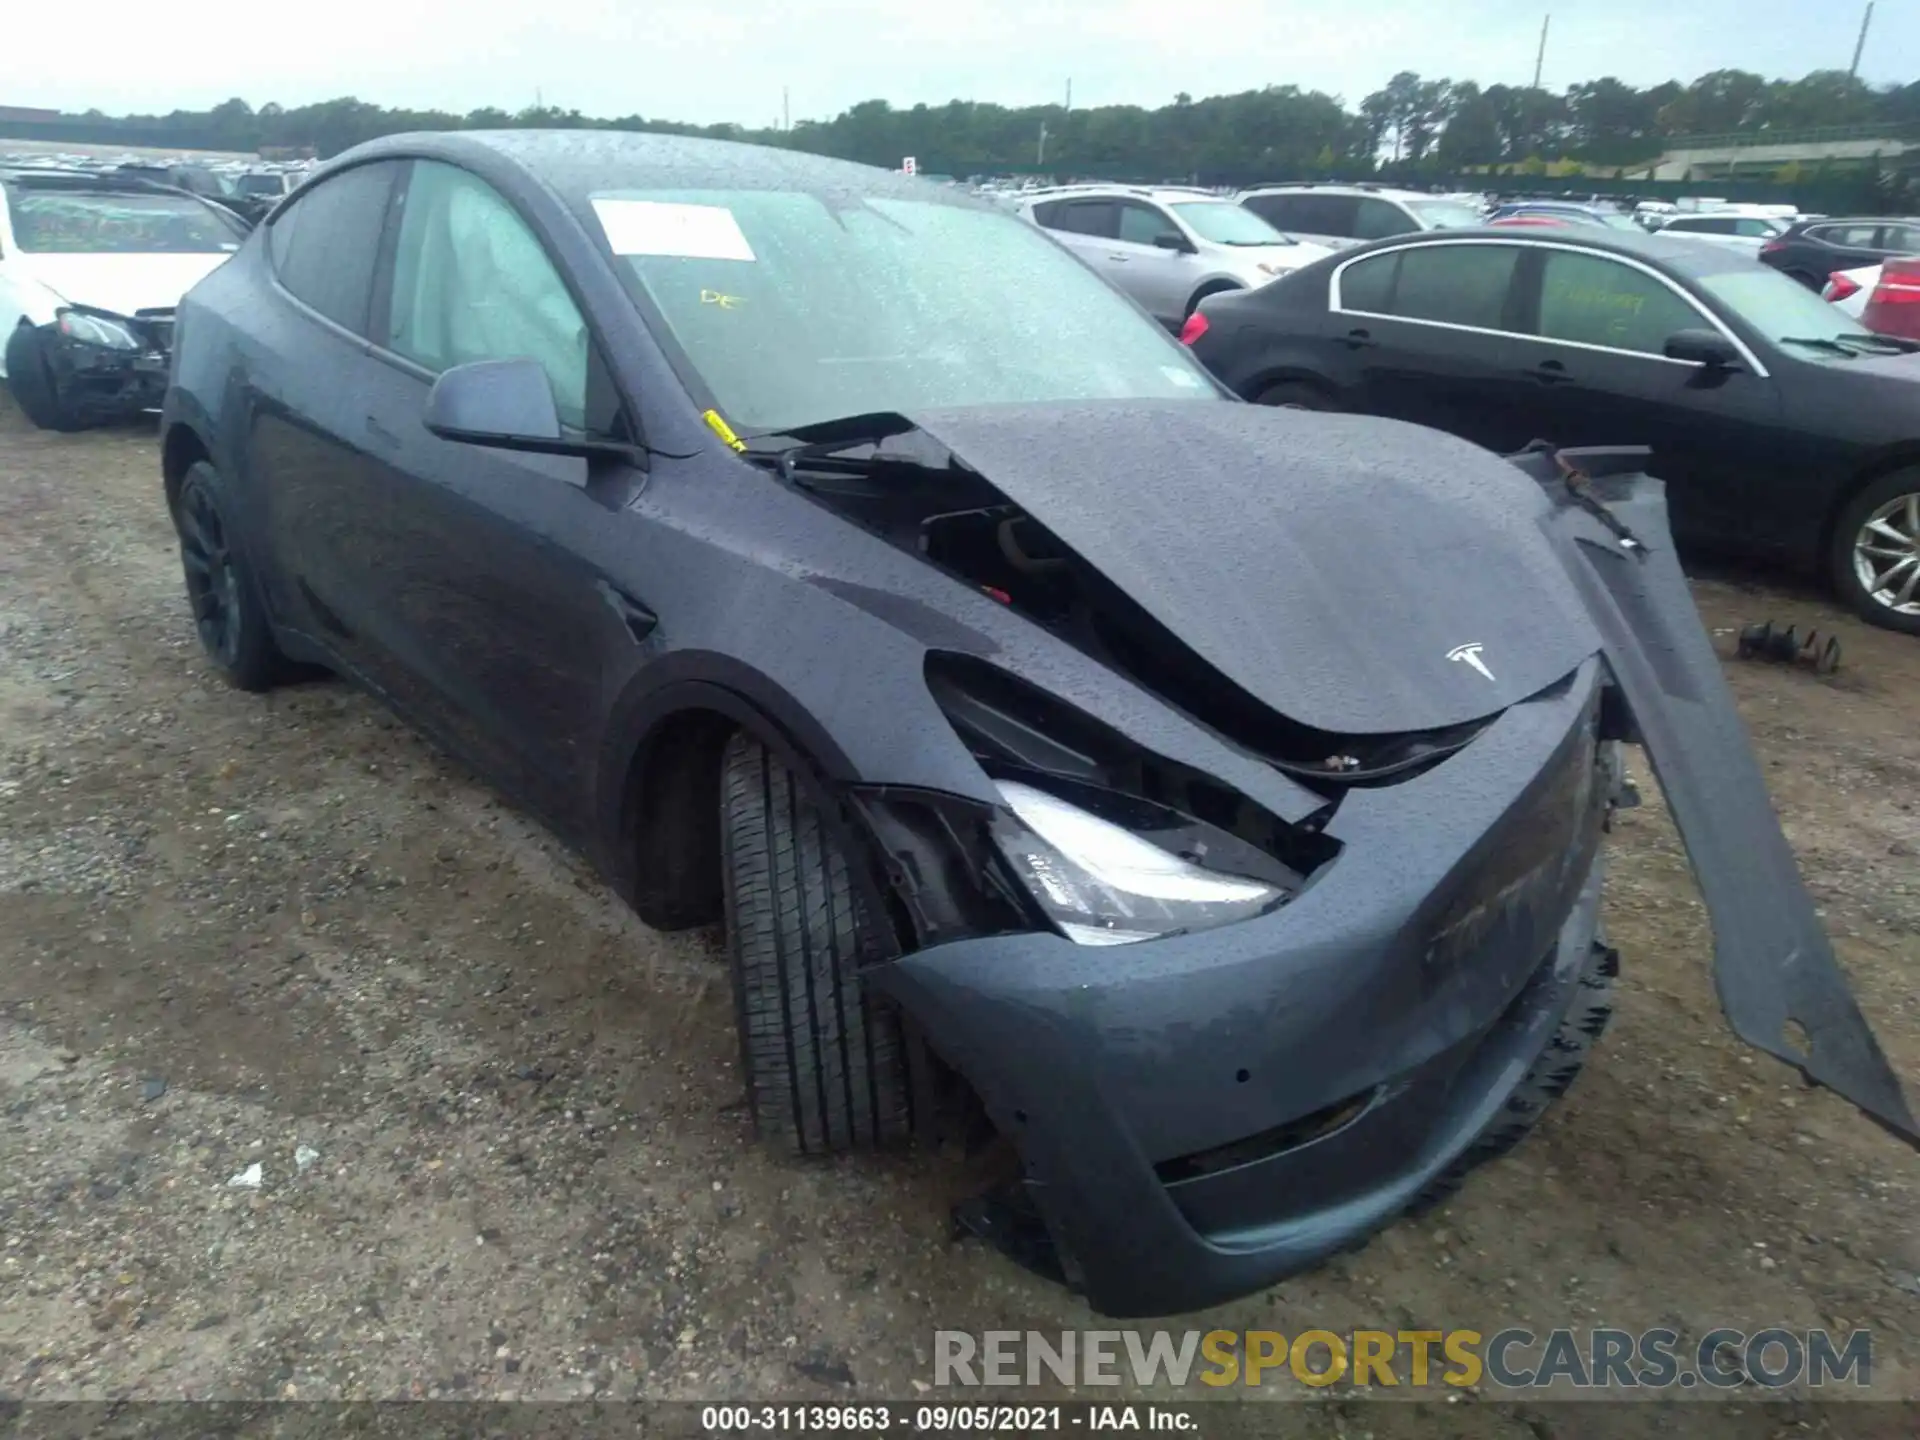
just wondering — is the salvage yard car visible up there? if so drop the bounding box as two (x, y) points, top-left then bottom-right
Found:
(2, 167), (247, 430)
(158, 131), (1915, 1318)
(1181, 227), (1920, 634)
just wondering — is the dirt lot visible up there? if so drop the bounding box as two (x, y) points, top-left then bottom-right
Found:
(1, 394), (1917, 1432)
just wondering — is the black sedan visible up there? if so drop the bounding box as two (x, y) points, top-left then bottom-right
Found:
(160, 131), (1913, 1316)
(1185, 227), (1920, 634)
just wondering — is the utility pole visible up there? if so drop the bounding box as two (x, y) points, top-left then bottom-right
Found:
(1849, 1), (1874, 79)
(1065, 79), (1072, 112)
(1527, 13), (1549, 159)
(1036, 119), (1048, 167)
(782, 86), (790, 130)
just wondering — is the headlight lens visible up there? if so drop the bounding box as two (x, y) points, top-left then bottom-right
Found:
(56, 309), (141, 350)
(991, 779), (1287, 946)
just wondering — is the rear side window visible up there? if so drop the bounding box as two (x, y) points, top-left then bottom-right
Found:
(1041, 200), (1117, 238)
(267, 161), (399, 334)
(1535, 252), (1702, 355)
(1390, 244), (1520, 329)
(1878, 223), (1918, 253)
(1352, 198), (1418, 240)
(1811, 223), (1881, 248)
(1245, 192), (1356, 237)
(1336, 251), (1398, 312)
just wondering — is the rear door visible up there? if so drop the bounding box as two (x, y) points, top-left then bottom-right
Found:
(1330, 239), (1535, 450)
(1031, 198), (1118, 273)
(1511, 245), (1790, 549)
(248, 159), (407, 658)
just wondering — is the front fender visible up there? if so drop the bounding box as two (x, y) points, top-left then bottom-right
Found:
(1521, 445), (1918, 1146)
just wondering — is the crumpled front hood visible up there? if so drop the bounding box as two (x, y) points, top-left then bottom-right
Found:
(905, 399), (1603, 736)
(12, 252), (234, 320)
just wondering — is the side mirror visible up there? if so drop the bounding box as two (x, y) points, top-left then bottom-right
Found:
(424, 357), (578, 455)
(1663, 328), (1741, 370)
(1153, 232), (1195, 253)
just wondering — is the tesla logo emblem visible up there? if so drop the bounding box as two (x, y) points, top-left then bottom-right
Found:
(1447, 643), (1496, 681)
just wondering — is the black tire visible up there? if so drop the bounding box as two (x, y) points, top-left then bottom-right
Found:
(1404, 937), (1618, 1218)
(1830, 468), (1920, 636)
(1253, 380), (1336, 411)
(4, 325), (85, 432)
(173, 461), (288, 690)
(720, 731), (910, 1155)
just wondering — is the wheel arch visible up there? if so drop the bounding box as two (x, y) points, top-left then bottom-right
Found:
(600, 671), (870, 933)
(161, 421), (214, 516)
(1185, 277), (1243, 317)
(1820, 443), (1920, 562)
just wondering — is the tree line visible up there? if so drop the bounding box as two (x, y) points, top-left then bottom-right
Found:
(28, 66), (1920, 179)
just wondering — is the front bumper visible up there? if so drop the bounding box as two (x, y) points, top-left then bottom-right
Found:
(40, 310), (172, 420)
(875, 661), (1613, 1318)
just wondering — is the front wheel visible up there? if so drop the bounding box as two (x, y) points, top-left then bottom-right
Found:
(720, 732), (911, 1155)
(4, 325), (84, 432)
(1831, 470), (1920, 635)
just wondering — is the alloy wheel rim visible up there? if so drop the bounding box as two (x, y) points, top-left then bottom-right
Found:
(1853, 492), (1920, 617)
(179, 484), (242, 664)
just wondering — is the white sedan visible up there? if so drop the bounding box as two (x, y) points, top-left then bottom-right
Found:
(1, 168), (246, 429)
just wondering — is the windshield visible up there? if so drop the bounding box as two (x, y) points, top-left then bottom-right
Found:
(1405, 199), (1484, 229)
(6, 189), (241, 254)
(595, 188), (1220, 433)
(1167, 201), (1289, 246)
(1698, 265), (1877, 349)
(236, 174), (283, 196)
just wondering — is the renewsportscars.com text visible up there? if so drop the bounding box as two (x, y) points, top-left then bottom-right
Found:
(933, 1327), (1873, 1391)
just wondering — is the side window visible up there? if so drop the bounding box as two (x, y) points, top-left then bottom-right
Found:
(384, 160), (591, 430)
(1390, 244), (1520, 329)
(268, 161), (400, 334)
(1880, 223), (1917, 253)
(1813, 224), (1880, 248)
(1116, 201), (1179, 247)
(1337, 251), (1399, 312)
(1292, 194), (1359, 236)
(1240, 194), (1301, 231)
(1353, 199), (1418, 240)
(1535, 252), (1703, 356)
(1047, 201), (1116, 238)
(1733, 218), (1775, 237)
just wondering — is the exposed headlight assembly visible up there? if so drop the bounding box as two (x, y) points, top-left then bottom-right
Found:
(55, 308), (142, 351)
(990, 777), (1301, 946)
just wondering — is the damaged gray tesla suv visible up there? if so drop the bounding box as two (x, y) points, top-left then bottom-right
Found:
(157, 130), (1916, 1318)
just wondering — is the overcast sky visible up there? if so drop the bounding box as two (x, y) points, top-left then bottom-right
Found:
(10, 0), (1911, 127)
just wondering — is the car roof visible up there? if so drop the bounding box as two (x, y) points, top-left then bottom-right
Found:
(1337, 224), (1753, 277)
(1237, 183), (1433, 201)
(329, 129), (988, 214)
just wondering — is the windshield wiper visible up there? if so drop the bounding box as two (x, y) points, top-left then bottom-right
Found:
(1779, 335), (1867, 356)
(739, 412), (949, 487)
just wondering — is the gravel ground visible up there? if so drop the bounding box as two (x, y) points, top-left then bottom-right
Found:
(1, 395), (1917, 1434)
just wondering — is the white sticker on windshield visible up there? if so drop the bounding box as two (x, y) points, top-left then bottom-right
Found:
(1161, 366), (1202, 388)
(592, 199), (756, 261)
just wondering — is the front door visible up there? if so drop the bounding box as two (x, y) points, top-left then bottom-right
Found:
(1512, 247), (1790, 549)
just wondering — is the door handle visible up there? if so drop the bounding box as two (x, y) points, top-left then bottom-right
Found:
(1341, 327), (1375, 350)
(1106, 253), (1130, 262)
(1531, 360), (1573, 386)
